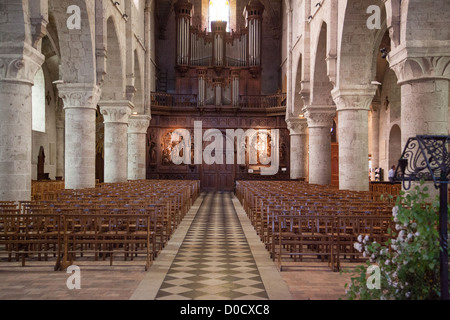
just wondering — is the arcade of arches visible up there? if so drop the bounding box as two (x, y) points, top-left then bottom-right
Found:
(0, 0), (449, 300)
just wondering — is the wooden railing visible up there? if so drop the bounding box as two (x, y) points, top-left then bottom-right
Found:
(151, 92), (287, 109)
(239, 94), (287, 109)
(151, 92), (198, 108)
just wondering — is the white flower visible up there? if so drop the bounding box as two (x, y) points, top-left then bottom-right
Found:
(392, 206), (399, 216)
(357, 234), (363, 243)
(385, 259), (390, 265)
(353, 242), (363, 252)
(415, 232), (420, 237)
(399, 230), (405, 239)
(364, 235), (370, 243)
(405, 292), (411, 298)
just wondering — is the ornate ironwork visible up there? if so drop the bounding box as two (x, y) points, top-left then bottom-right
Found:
(394, 135), (449, 300)
(394, 135), (450, 190)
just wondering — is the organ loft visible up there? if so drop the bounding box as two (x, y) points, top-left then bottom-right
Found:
(149, 0), (289, 192)
(173, 0), (265, 104)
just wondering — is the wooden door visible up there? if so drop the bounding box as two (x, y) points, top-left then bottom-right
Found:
(200, 148), (234, 191)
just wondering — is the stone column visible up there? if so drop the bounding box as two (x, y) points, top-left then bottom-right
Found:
(332, 86), (376, 191)
(369, 101), (381, 180)
(303, 107), (336, 185)
(389, 55), (450, 148)
(0, 45), (44, 201)
(55, 103), (65, 180)
(58, 84), (101, 190)
(128, 114), (151, 180)
(400, 79), (448, 146)
(98, 101), (134, 183)
(286, 118), (308, 180)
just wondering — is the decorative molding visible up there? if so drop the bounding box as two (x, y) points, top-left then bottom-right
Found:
(0, 43), (44, 84)
(286, 118), (308, 135)
(303, 106), (336, 128)
(331, 86), (377, 112)
(389, 55), (450, 85)
(98, 100), (134, 124)
(128, 115), (151, 134)
(58, 83), (101, 110)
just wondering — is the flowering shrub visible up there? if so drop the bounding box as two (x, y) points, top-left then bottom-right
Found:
(342, 182), (449, 300)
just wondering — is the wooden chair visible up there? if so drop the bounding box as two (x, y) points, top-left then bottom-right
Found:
(273, 215), (337, 271)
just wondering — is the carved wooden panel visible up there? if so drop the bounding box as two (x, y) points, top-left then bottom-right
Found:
(147, 113), (289, 191)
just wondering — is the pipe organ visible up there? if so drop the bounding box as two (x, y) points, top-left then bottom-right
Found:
(174, 0), (265, 106)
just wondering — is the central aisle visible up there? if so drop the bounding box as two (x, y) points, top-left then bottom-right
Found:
(155, 191), (268, 300)
(131, 191), (292, 300)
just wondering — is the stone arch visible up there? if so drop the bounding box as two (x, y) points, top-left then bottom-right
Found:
(101, 16), (126, 100)
(292, 53), (304, 117)
(310, 21), (333, 106)
(48, 0), (96, 83)
(389, 124), (401, 171)
(336, 0), (386, 88)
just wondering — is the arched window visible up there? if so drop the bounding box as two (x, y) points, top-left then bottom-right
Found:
(32, 67), (46, 132)
(209, 0), (230, 31)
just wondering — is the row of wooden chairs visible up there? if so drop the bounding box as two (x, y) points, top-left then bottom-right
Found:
(272, 214), (393, 271)
(0, 180), (200, 271)
(235, 180), (395, 271)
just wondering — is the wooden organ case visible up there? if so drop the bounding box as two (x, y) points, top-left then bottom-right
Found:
(148, 0), (289, 191)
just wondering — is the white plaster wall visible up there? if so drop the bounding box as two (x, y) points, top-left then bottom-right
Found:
(31, 65), (57, 180)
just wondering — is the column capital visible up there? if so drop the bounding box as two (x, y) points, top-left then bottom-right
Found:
(58, 83), (101, 110)
(0, 42), (44, 84)
(302, 105), (336, 128)
(286, 117), (308, 135)
(391, 55), (450, 85)
(331, 85), (377, 112)
(98, 100), (134, 124)
(128, 114), (151, 134)
(388, 45), (450, 84)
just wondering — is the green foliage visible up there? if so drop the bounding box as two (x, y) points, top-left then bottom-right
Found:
(341, 181), (449, 300)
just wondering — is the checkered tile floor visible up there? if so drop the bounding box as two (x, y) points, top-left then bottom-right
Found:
(155, 192), (268, 300)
